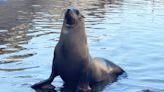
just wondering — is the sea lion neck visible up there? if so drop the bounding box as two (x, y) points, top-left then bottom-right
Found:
(60, 22), (86, 43)
(58, 6), (88, 55)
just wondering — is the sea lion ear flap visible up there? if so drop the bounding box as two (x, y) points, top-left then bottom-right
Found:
(81, 15), (85, 18)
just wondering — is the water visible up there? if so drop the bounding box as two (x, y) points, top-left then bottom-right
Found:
(0, 0), (164, 92)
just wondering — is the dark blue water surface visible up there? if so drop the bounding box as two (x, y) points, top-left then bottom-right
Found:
(0, 0), (164, 92)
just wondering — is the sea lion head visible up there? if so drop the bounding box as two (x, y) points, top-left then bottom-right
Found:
(64, 6), (84, 27)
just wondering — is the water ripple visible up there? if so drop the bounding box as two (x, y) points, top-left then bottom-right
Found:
(0, 66), (39, 72)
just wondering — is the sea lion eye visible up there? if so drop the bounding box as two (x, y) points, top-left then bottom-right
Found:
(75, 10), (80, 15)
(81, 15), (85, 18)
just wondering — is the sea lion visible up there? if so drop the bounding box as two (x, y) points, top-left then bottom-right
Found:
(31, 6), (125, 92)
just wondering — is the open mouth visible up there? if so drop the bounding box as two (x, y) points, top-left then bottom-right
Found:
(66, 15), (75, 25)
(65, 9), (75, 25)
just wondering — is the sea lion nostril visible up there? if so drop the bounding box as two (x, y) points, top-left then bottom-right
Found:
(65, 9), (70, 16)
(67, 9), (70, 13)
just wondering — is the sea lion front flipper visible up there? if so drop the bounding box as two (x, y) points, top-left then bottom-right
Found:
(31, 51), (59, 89)
(31, 79), (53, 89)
(78, 63), (92, 92)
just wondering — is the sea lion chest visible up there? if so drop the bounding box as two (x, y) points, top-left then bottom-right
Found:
(54, 30), (89, 82)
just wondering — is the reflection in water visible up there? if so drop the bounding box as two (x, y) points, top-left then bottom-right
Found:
(0, 53), (36, 64)
(0, 66), (39, 72)
(0, 0), (164, 92)
(0, 0), (34, 64)
(0, 0), (65, 61)
(32, 81), (110, 92)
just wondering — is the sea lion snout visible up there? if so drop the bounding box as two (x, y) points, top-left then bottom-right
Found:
(65, 8), (76, 25)
(65, 8), (72, 16)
